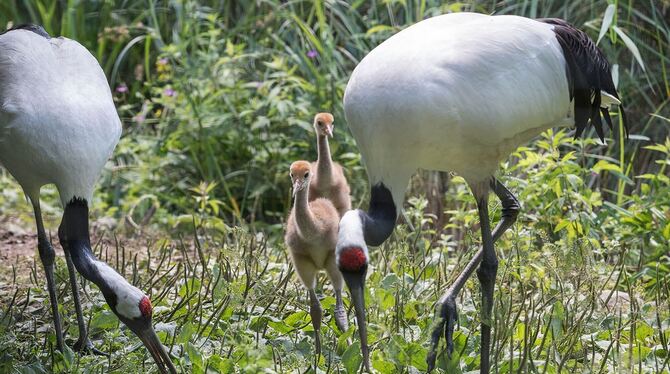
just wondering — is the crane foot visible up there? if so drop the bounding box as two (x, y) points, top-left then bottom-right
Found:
(73, 337), (109, 356)
(426, 296), (458, 372)
(333, 303), (349, 332)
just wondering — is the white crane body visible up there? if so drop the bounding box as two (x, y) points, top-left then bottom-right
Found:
(337, 13), (626, 372)
(345, 14), (574, 199)
(0, 29), (121, 204)
(0, 25), (175, 373)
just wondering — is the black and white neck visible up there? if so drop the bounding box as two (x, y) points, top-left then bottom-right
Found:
(336, 183), (397, 249)
(62, 198), (146, 320)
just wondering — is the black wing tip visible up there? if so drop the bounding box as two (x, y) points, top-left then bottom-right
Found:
(1, 23), (51, 39)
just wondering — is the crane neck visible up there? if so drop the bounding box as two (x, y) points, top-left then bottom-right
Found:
(316, 135), (333, 182)
(62, 199), (120, 306)
(361, 183), (397, 246)
(293, 185), (318, 236)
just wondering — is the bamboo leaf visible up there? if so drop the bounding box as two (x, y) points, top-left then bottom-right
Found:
(597, 4), (616, 45)
(612, 26), (646, 71)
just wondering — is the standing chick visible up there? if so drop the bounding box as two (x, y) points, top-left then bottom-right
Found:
(310, 113), (351, 217)
(285, 161), (348, 357)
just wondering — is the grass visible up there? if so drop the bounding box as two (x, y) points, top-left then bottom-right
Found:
(1, 0), (670, 373)
(2, 131), (670, 373)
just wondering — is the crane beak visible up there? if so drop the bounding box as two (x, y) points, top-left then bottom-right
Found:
(326, 124), (334, 138)
(135, 326), (178, 374)
(292, 179), (304, 197)
(342, 269), (371, 372)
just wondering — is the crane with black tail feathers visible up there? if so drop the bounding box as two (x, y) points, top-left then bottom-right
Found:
(335, 13), (627, 373)
(0, 25), (177, 373)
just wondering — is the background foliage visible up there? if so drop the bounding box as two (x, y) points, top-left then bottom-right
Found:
(0, 0), (669, 373)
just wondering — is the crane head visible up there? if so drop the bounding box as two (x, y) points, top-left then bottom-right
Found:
(336, 210), (371, 371)
(290, 161), (312, 197)
(112, 293), (177, 374)
(313, 112), (334, 138)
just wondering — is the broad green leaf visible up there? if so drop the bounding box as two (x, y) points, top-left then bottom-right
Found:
(592, 160), (621, 173)
(90, 310), (118, 331)
(372, 358), (395, 373)
(342, 341), (363, 373)
(178, 321), (196, 343)
(284, 311), (308, 326)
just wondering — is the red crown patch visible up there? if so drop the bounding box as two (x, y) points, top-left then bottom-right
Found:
(139, 296), (153, 318)
(339, 247), (367, 271)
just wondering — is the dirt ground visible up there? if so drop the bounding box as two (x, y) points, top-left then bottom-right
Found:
(0, 216), (38, 286)
(0, 213), (167, 305)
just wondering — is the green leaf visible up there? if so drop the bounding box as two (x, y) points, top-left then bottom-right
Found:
(372, 358), (396, 373)
(554, 219), (570, 233)
(550, 301), (564, 339)
(376, 288), (395, 309)
(381, 273), (401, 289)
(597, 4), (616, 45)
(267, 318), (292, 334)
(90, 310), (118, 331)
(592, 160), (621, 173)
(366, 25), (394, 36)
(612, 26), (646, 71)
(342, 341), (363, 373)
(283, 311), (308, 327)
(644, 144), (669, 153)
(186, 342), (204, 372)
(177, 322), (196, 344)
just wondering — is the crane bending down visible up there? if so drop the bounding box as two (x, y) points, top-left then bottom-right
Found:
(0, 25), (176, 373)
(335, 13), (627, 372)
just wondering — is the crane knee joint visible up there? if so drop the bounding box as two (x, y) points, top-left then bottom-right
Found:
(37, 238), (55, 265)
(476, 259), (498, 283)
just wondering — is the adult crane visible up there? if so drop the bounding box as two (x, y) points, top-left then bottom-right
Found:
(334, 13), (626, 372)
(0, 25), (176, 373)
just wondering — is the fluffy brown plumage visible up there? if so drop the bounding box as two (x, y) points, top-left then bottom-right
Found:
(309, 113), (351, 217)
(285, 161), (348, 357)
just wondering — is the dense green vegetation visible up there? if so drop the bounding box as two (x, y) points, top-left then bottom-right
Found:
(0, 0), (669, 373)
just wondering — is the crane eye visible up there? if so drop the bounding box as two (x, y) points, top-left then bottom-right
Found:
(317, 121), (323, 126)
(304, 172), (310, 178)
(290, 173), (294, 178)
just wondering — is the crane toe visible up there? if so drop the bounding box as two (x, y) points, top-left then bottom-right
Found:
(73, 337), (109, 356)
(427, 296), (458, 372)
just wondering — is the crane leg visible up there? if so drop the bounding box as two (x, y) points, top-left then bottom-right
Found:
(475, 191), (496, 374)
(427, 178), (519, 372)
(325, 256), (349, 332)
(309, 289), (323, 360)
(32, 200), (64, 352)
(58, 220), (108, 356)
(291, 254), (322, 363)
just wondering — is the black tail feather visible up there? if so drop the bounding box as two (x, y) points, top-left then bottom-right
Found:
(540, 18), (627, 141)
(0, 23), (50, 39)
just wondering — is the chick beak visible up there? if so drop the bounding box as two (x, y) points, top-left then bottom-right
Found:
(136, 326), (177, 374)
(342, 269), (371, 372)
(292, 179), (302, 197)
(326, 124), (334, 138)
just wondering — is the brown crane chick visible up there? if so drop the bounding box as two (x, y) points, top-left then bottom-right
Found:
(285, 161), (349, 357)
(310, 113), (352, 217)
